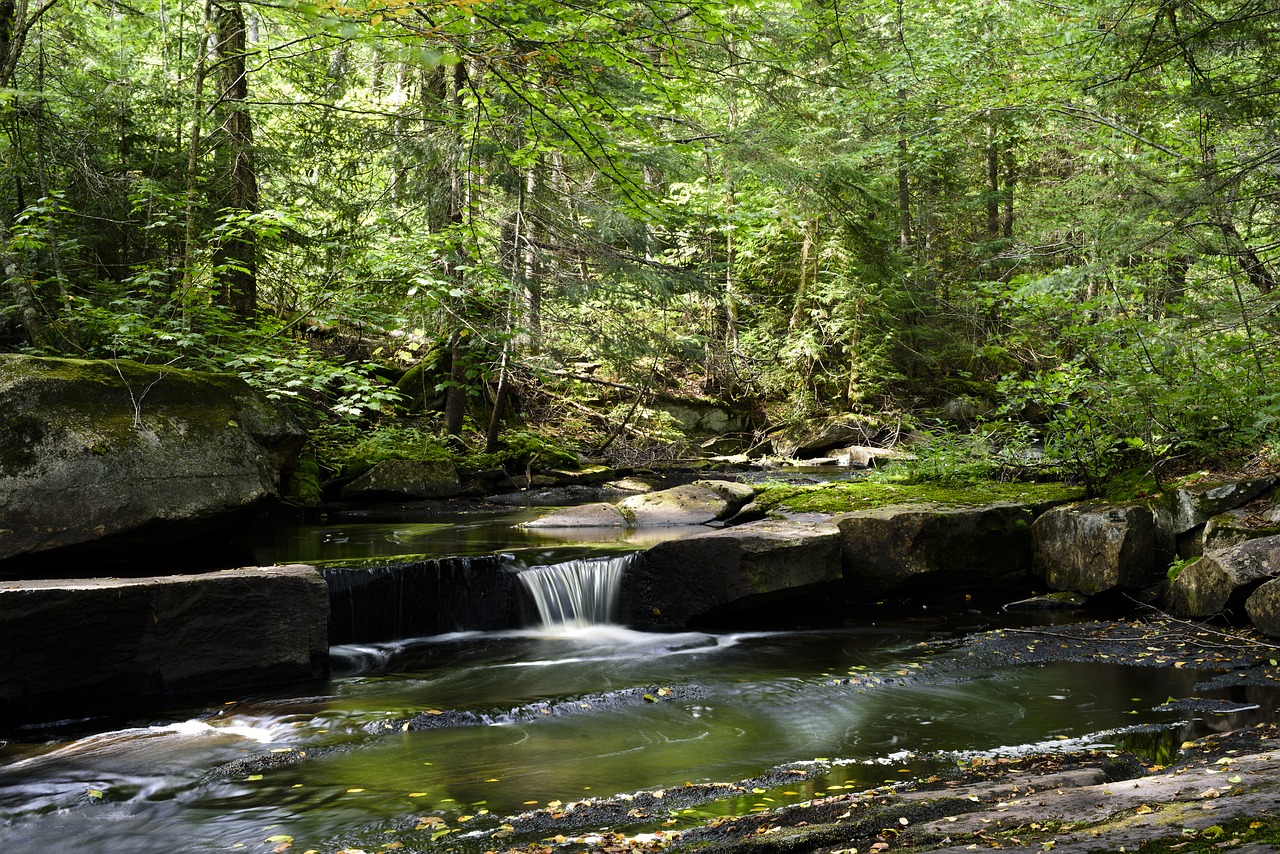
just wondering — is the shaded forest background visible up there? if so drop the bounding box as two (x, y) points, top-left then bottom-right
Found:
(2, 0), (1278, 491)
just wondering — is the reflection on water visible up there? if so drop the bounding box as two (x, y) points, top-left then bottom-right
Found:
(242, 505), (694, 567)
(1, 613), (1276, 854)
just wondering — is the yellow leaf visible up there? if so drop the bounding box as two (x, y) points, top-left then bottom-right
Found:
(1135, 805), (1153, 815)
(370, 13), (383, 24)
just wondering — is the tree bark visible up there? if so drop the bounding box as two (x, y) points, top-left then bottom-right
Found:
(213, 0), (257, 320)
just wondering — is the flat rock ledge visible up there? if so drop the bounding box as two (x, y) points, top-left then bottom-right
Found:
(0, 565), (328, 721)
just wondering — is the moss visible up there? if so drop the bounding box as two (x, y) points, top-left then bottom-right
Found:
(753, 480), (1084, 515)
(1101, 466), (1165, 500)
(285, 456), (324, 506)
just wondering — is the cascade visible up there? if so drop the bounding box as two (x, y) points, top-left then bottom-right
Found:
(517, 554), (633, 628)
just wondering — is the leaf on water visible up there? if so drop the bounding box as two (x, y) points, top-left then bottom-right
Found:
(247, 775), (264, 781)
(86, 789), (104, 800)
(643, 694), (659, 703)
(408, 793), (428, 798)
(658, 687), (673, 697)
(346, 788), (366, 793)
(523, 800), (539, 805)
(265, 836), (295, 844)
(273, 844), (292, 854)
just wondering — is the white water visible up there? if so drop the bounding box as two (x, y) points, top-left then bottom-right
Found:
(516, 555), (633, 628)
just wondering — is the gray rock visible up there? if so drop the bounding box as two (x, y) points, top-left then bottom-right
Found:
(1203, 509), (1280, 553)
(342, 458), (462, 499)
(1246, 576), (1280, 637)
(0, 566), (328, 719)
(1166, 535), (1280, 617)
(1163, 476), (1276, 535)
(0, 355), (305, 561)
(768, 414), (883, 459)
(837, 503), (1036, 597)
(618, 482), (734, 526)
(522, 502), (629, 528)
(831, 445), (911, 468)
(695, 479), (755, 505)
(1031, 502), (1157, 595)
(622, 518), (842, 627)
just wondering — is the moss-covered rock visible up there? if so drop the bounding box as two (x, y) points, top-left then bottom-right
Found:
(341, 458), (462, 499)
(0, 355), (305, 562)
(1165, 535), (1280, 617)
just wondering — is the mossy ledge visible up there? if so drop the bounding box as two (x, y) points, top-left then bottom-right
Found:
(752, 480), (1084, 515)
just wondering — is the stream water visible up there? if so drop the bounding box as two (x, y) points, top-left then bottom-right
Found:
(0, 504), (1276, 854)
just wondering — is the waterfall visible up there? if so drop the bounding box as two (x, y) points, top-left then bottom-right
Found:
(517, 555), (633, 628)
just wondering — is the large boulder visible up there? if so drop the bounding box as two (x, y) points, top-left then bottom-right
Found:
(618, 480), (750, 526)
(0, 565), (328, 720)
(522, 502), (629, 528)
(837, 503), (1035, 597)
(768, 414), (885, 459)
(1166, 535), (1280, 617)
(0, 355), (305, 562)
(342, 458), (462, 499)
(524, 481), (753, 528)
(1031, 502), (1157, 596)
(621, 518), (842, 628)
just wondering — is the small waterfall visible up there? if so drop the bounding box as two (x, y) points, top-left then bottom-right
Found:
(517, 555), (633, 628)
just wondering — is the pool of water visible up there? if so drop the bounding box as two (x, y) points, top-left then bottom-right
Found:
(0, 607), (1271, 854)
(1, 507), (1275, 854)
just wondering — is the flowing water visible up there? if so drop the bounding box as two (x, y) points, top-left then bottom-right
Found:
(0, 509), (1275, 854)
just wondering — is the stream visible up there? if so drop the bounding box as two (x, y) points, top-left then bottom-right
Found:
(0, 502), (1276, 854)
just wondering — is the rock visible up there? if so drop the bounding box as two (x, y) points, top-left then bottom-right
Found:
(522, 502), (629, 528)
(618, 482), (737, 526)
(342, 458), (462, 499)
(1203, 509), (1280, 553)
(0, 566), (328, 721)
(0, 355), (305, 562)
(606, 477), (655, 494)
(831, 445), (911, 468)
(1166, 535), (1280, 617)
(1031, 502), (1157, 595)
(768, 414), (883, 459)
(1246, 577), (1280, 637)
(837, 503), (1035, 597)
(1161, 476), (1276, 535)
(695, 479), (755, 505)
(622, 518), (842, 627)
(656, 401), (748, 434)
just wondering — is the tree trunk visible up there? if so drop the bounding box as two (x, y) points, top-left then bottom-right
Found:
(213, 0), (257, 320)
(985, 121), (999, 239)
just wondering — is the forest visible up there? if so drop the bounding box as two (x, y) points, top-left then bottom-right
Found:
(1, 0), (1277, 492)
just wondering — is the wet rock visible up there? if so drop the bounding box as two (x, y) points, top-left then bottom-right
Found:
(623, 518), (842, 628)
(0, 354), (304, 562)
(837, 503), (1035, 597)
(341, 458), (462, 500)
(1031, 501), (1156, 595)
(0, 566), (328, 721)
(1166, 534), (1280, 617)
(619, 482), (731, 526)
